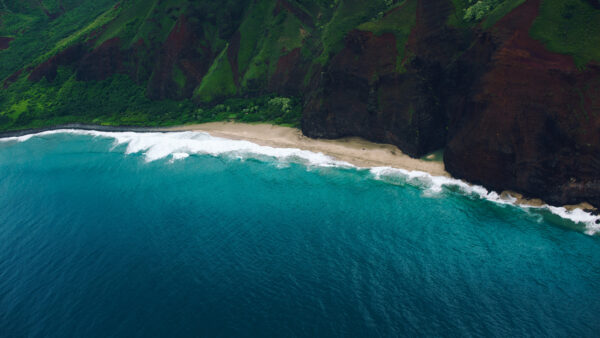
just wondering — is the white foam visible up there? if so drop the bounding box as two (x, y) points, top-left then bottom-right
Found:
(369, 166), (600, 235)
(170, 153), (189, 162)
(544, 206), (600, 236)
(3, 129), (599, 235)
(1, 129), (354, 167)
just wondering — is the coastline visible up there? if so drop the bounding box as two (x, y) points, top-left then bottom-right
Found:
(166, 122), (449, 177)
(168, 122), (597, 213)
(0, 124), (165, 139)
(0, 122), (597, 215)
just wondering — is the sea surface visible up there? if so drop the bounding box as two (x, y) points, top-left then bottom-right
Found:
(0, 130), (599, 337)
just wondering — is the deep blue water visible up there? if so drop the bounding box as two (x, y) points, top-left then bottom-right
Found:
(0, 131), (599, 337)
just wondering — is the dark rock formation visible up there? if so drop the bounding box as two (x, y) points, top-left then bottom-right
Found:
(303, 0), (456, 158)
(0, 37), (13, 50)
(444, 0), (600, 207)
(147, 16), (212, 100)
(269, 48), (307, 95)
(2, 69), (23, 89)
(28, 44), (86, 82)
(76, 37), (125, 81)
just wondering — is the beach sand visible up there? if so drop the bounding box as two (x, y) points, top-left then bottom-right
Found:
(167, 122), (596, 213)
(0, 121), (594, 213)
(166, 122), (448, 177)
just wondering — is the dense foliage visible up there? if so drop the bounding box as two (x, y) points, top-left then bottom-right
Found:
(1, 0), (598, 131)
(0, 67), (301, 131)
(0, 0), (117, 79)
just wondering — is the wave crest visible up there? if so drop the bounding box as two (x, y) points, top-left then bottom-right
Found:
(3, 129), (599, 235)
(369, 166), (600, 235)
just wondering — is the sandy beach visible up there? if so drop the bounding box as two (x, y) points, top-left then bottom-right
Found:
(166, 122), (448, 177)
(167, 122), (597, 213)
(0, 121), (594, 212)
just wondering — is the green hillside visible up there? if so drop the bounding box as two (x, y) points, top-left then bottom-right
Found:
(0, 0), (598, 131)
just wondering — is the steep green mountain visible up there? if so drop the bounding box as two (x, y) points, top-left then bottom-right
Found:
(0, 0), (403, 128)
(1, 0), (600, 208)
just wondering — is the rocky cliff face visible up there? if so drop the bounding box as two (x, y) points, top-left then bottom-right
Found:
(1, 0), (600, 207)
(303, 0), (457, 157)
(302, 0), (600, 207)
(444, 0), (600, 207)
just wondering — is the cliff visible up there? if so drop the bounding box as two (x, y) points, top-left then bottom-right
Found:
(1, 0), (599, 207)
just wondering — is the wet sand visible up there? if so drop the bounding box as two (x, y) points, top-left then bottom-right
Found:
(166, 122), (449, 177)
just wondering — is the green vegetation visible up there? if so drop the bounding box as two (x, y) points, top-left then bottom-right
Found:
(238, 0), (305, 91)
(0, 0), (117, 79)
(464, 0), (503, 22)
(0, 67), (302, 130)
(480, 0), (525, 28)
(237, 0), (274, 75)
(1, 0), (597, 132)
(530, 0), (600, 67)
(194, 45), (237, 103)
(448, 0), (524, 29)
(316, 0), (394, 64)
(357, 0), (417, 72)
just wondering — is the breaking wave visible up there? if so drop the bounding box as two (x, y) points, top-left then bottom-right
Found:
(2, 129), (599, 235)
(370, 167), (600, 235)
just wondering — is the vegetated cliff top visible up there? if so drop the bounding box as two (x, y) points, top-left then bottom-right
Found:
(0, 0), (598, 131)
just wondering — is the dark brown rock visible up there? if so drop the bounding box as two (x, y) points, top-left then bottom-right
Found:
(28, 44), (86, 82)
(147, 15), (213, 100)
(444, 0), (600, 207)
(302, 0), (456, 157)
(0, 37), (13, 51)
(76, 38), (124, 81)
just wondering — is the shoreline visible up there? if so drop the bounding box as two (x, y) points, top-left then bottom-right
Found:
(1, 122), (597, 214)
(0, 124), (164, 139)
(171, 123), (597, 213)
(166, 122), (449, 177)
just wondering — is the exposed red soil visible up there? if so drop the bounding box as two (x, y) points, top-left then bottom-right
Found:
(77, 37), (124, 81)
(445, 0), (600, 206)
(269, 47), (303, 93)
(0, 37), (13, 50)
(3, 69), (23, 89)
(337, 30), (397, 81)
(304, 29), (446, 155)
(28, 44), (86, 82)
(407, 0), (456, 63)
(492, 0), (541, 39)
(128, 38), (147, 82)
(147, 15), (213, 99)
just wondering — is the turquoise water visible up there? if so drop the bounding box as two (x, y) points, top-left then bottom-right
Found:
(0, 131), (599, 337)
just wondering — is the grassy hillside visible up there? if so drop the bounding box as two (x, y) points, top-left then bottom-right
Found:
(0, 0), (118, 79)
(1, 0), (598, 131)
(0, 0), (393, 130)
(530, 0), (600, 67)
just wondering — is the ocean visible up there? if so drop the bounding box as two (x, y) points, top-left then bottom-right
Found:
(0, 130), (599, 337)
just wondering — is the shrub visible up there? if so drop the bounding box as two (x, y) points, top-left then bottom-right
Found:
(268, 97), (292, 114)
(464, 0), (503, 21)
